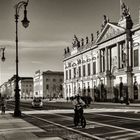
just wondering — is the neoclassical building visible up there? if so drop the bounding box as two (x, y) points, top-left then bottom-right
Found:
(63, 2), (140, 103)
(0, 75), (33, 99)
(34, 70), (64, 99)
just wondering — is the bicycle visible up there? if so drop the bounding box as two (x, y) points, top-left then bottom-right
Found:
(74, 105), (86, 128)
(1, 103), (5, 114)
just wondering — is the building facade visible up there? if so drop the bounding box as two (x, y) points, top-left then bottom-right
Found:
(0, 75), (33, 99)
(34, 70), (64, 99)
(0, 75), (16, 98)
(19, 77), (33, 99)
(63, 2), (140, 102)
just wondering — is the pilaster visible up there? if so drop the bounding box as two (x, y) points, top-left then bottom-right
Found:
(126, 71), (133, 99)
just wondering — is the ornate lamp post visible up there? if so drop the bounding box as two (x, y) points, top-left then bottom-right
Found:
(0, 48), (6, 62)
(0, 47), (5, 99)
(14, 0), (30, 117)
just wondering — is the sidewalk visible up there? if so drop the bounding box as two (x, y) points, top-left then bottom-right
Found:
(93, 102), (140, 107)
(0, 113), (62, 140)
(1, 103), (140, 140)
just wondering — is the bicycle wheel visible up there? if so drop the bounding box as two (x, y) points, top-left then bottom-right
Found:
(74, 114), (79, 126)
(81, 116), (86, 128)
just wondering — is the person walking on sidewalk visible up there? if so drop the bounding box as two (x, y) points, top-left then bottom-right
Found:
(72, 94), (85, 119)
(1, 97), (6, 115)
(120, 96), (124, 104)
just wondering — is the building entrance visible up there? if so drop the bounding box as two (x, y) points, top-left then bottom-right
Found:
(134, 81), (138, 100)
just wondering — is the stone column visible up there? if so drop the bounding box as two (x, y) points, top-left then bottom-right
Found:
(105, 47), (108, 71)
(106, 47), (113, 100)
(90, 49), (94, 101)
(125, 15), (133, 105)
(97, 50), (101, 73)
(117, 43), (120, 69)
(127, 71), (133, 99)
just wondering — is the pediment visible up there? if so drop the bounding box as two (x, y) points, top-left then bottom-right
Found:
(96, 23), (125, 44)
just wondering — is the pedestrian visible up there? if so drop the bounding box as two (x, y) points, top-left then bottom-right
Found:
(72, 94), (85, 127)
(66, 96), (69, 102)
(72, 94), (85, 118)
(1, 97), (6, 115)
(120, 96), (124, 104)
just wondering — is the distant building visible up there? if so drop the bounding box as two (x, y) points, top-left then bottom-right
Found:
(63, 2), (140, 102)
(0, 75), (33, 99)
(19, 77), (33, 99)
(0, 75), (16, 98)
(34, 70), (64, 99)
(0, 82), (8, 98)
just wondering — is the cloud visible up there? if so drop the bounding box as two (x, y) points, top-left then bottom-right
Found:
(0, 40), (71, 50)
(0, 40), (15, 47)
(31, 61), (43, 64)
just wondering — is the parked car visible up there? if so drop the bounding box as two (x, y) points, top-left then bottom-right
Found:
(32, 98), (43, 108)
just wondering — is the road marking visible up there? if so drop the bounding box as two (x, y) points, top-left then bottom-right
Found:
(39, 137), (63, 140)
(8, 104), (140, 122)
(8, 104), (34, 111)
(96, 113), (140, 121)
(8, 105), (140, 131)
(44, 112), (140, 135)
(96, 130), (126, 136)
(8, 104), (140, 139)
(7, 103), (140, 113)
(122, 135), (140, 140)
(26, 114), (105, 140)
(109, 132), (139, 139)
(0, 126), (44, 134)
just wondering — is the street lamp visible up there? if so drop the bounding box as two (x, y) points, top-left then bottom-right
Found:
(0, 48), (6, 62)
(14, 0), (30, 117)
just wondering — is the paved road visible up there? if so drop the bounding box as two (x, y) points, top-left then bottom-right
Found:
(7, 101), (140, 140)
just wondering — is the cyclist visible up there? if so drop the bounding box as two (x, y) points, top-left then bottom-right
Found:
(72, 94), (86, 127)
(1, 97), (6, 115)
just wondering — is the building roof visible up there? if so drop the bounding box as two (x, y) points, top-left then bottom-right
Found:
(42, 70), (64, 75)
(20, 77), (33, 80)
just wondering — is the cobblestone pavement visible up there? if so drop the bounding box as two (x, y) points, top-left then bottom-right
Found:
(22, 114), (98, 140)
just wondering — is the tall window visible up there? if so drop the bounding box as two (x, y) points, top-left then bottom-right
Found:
(69, 85), (71, 94)
(100, 49), (105, 72)
(83, 65), (86, 77)
(73, 67), (76, 78)
(69, 69), (71, 79)
(78, 66), (81, 77)
(134, 49), (138, 67)
(119, 41), (125, 68)
(93, 62), (96, 75)
(60, 84), (63, 91)
(66, 70), (68, 80)
(46, 84), (49, 90)
(88, 63), (91, 76)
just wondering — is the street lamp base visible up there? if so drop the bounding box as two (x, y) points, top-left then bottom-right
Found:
(13, 110), (21, 117)
(125, 102), (130, 105)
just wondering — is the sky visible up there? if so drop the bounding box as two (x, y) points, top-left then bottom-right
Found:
(0, 0), (140, 85)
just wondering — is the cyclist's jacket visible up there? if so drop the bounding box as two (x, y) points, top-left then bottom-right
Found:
(72, 98), (85, 110)
(1, 99), (6, 107)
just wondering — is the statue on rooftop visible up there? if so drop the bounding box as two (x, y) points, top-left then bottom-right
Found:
(101, 24), (104, 32)
(101, 15), (109, 31)
(103, 15), (108, 25)
(86, 36), (89, 44)
(64, 48), (67, 54)
(67, 46), (70, 53)
(81, 38), (84, 46)
(72, 35), (80, 48)
(91, 33), (94, 42)
(121, 2), (130, 19)
(102, 15), (109, 29)
(97, 31), (99, 38)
